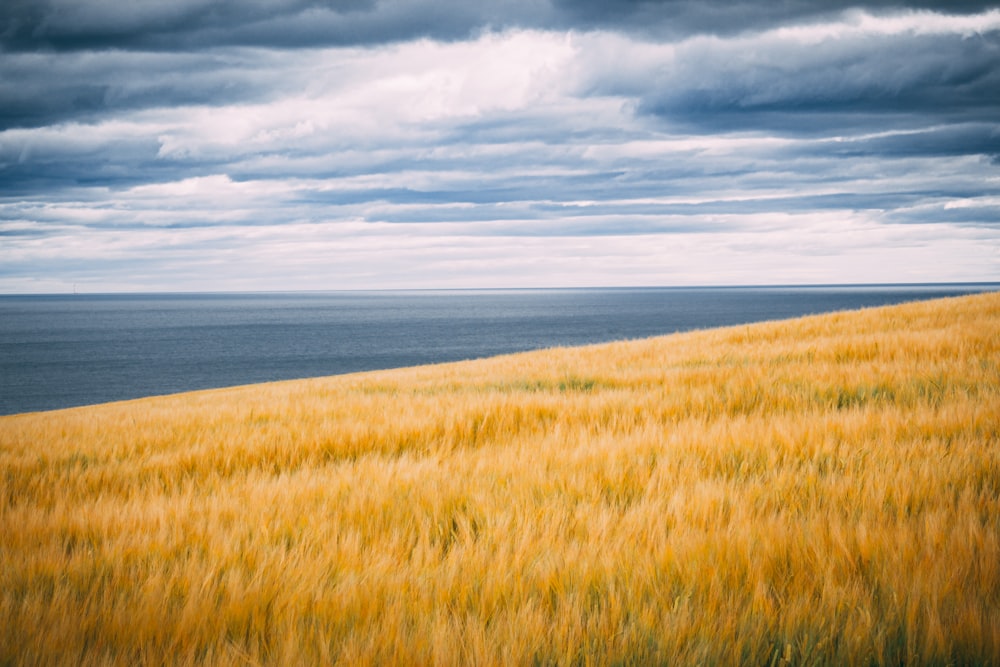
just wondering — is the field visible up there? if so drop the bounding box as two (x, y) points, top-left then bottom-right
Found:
(2, 292), (999, 665)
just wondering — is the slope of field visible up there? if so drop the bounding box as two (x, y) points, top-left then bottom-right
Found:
(2, 292), (999, 665)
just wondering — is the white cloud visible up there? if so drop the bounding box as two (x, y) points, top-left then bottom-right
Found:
(771, 8), (1000, 43)
(148, 30), (579, 160)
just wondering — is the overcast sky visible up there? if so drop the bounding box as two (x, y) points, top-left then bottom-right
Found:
(1, 0), (998, 292)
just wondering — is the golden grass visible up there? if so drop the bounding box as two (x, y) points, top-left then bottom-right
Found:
(2, 292), (999, 665)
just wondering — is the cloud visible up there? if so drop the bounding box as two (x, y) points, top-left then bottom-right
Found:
(1, 6), (998, 291)
(583, 11), (1000, 134)
(0, 48), (293, 130)
(550, 0), (999, 36)
(4, 0), (998, 53)
(0, 0), (509, 51)
(4, 209), (994, 292)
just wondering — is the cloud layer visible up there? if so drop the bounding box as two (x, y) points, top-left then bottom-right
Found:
(1, 1), (998, 291)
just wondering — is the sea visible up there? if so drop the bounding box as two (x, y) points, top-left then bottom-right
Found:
(0, 284), (996, 415)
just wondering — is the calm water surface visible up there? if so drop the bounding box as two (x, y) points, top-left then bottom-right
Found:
(1, 285), (995, 415)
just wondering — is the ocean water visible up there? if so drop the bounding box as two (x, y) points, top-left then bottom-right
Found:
(0, 284), (995, 415)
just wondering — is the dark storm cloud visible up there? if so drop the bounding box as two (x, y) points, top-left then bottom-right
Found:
(3, 0), (997, 52)
(0, 0), (508, 51)
(621, 27), (1000, 135)
(3, 1), (998, 137)
(552, 0), (997, 35)
(0, 49), (290, 130)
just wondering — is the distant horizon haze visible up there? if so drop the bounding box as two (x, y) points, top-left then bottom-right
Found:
(5, 281), (1000, 297)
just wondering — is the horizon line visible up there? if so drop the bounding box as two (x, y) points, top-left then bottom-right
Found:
(2, 281), (999, 298)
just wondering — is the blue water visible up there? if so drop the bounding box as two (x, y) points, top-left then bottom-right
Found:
(0, 284), (995, 415)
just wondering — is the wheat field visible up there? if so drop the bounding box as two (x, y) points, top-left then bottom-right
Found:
(1, 292), (999, 665)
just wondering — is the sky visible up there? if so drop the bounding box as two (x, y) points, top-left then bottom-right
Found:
(1, 0), (999, 292)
